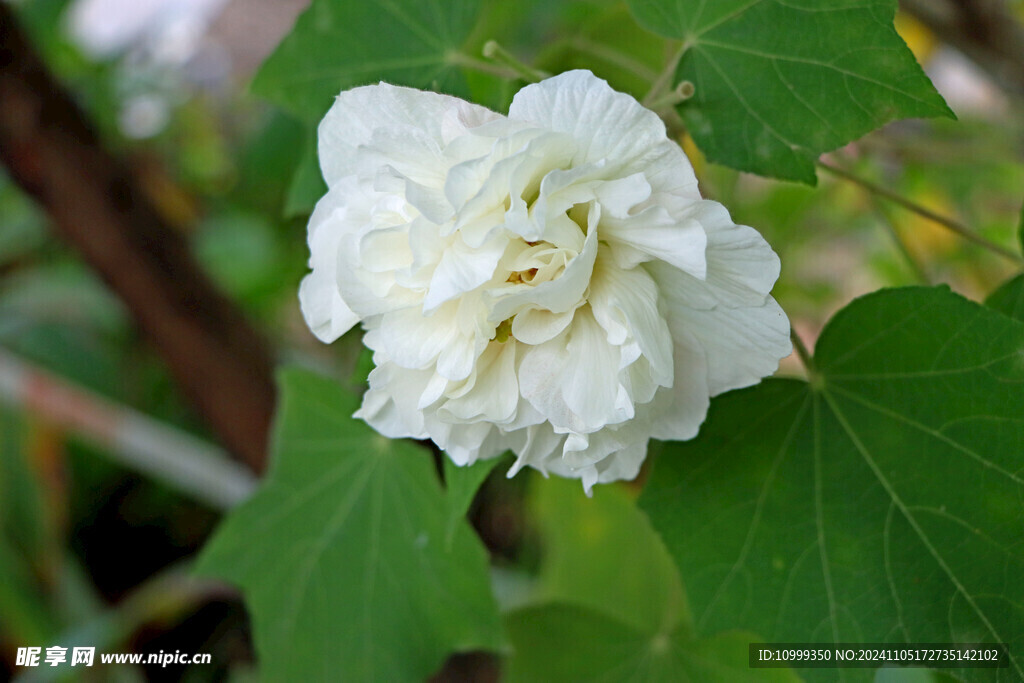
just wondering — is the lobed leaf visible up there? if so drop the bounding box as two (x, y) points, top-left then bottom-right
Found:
(252, 0), (482, 120)
(506, 605), (797, 682)
(1018, 202), (1024, 255)
(987, 274), (1024, 323)
(527, 476), (689, 633)
(442, 456), (503, 549)
(196, 369), (503, 682)
(626, 0), (953, 182)
(641, 287), (1024, 681)
(504, 477), (794, 681)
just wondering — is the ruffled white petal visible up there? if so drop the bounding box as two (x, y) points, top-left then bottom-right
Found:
(509, 71), (684, 176)
(679, 299), (791, 397)
(319, 83), (499, 186)
(439, 341), (518, 423)
(302, 70), (790, 492)
(298, 187), (361, 342)
(648, 328), (711, 441)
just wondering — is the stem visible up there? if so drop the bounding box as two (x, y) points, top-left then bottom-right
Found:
(568, 37), (659, 82)
(0, 347), (257, 509)
(870, 200), (931, 285)
(481, 41), (549, 83)
(642, 41), (690, 108)
(817, 160), (1024, 265)
(648, 80), (695, 110)
(790, 327), (815, 376)
(449, 53), (519, 80)
(662, 110), (688, 140)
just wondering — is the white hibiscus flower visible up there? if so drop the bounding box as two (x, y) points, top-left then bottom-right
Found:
(301, 69), (790, 492)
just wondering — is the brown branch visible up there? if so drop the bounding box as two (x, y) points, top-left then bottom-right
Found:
(0, 6), (274, 473)
(899, 0), (1024, 99)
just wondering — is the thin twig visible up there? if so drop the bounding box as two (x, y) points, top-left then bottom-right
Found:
(449, 52), (521, 80)
(642, 41), (690, 108)
(481, 41), (549, 83)
(660, 108), (689, 141)
(648, 80), (695, 110)
(568, 37), (659, 82)
(870, 199), (932, 285)
(817, 160), (1024, 264)
(790, 328), (815, 376)
(0, 347), (256, 509)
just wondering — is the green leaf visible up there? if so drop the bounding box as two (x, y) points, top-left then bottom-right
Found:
(626, 0), (952, 182)
(506, 605), (796, 683)
(1018, 202), (1024, 254)
(503, 478), (793, 681)
(641, 287), (1024, 681)
(986, 274), (1024, 323)
(528, 477), (688, 632)
(0, 536), (56, 644)
(283, 133), (327, 218)
(442, 456), (503, 548)
(874, 669), (960, 683)
(234, 111), (307, 214)
(196, 369), (503, 682)
(252, 0), (483, 120)
(0, 409), (48, 558)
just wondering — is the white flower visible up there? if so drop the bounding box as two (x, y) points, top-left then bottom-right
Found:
(301, 70), (791, 492)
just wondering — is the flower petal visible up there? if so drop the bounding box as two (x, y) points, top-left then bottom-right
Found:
(648, 201), (781, 310)
(509, 70), (681, 175)
(647, 328), (711, 441)
(679, 297), (791, 397)
(299, 186), (362, 341)
(355, 360), (429, 439)
(589, 254), (674, 386)
(424, 232), (509, 312)
(519, 308), (633, 434)
(601, 201), (707, 279)
(511, 307), (576, 345)
(439, 341), (518, 423)
(298, 271), (359, 343)
(486, 204), (600, 323)
(319, 82), (499, 186)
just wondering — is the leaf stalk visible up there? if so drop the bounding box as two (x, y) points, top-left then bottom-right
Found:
(481, 41), (550, 83)
(817, 160), (1024, 265)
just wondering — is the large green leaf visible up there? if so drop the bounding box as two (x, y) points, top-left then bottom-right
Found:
(503, 478), (794, 681)
(987, 274), (1024, 323)
(0, 410), (56, 645)
(0, 409), (48, 558)
(1018, 202), (1024, 254)
(641, 287), (1024, 681)
(283, 132), (327, 218)
(527, 477), (688, 632)
(507, 605), (796, 682)
(196, 369), (503, 682)
(626, 0), (952, 182)
(442, 456), (503, 549)
(252, 0), (483, 120)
